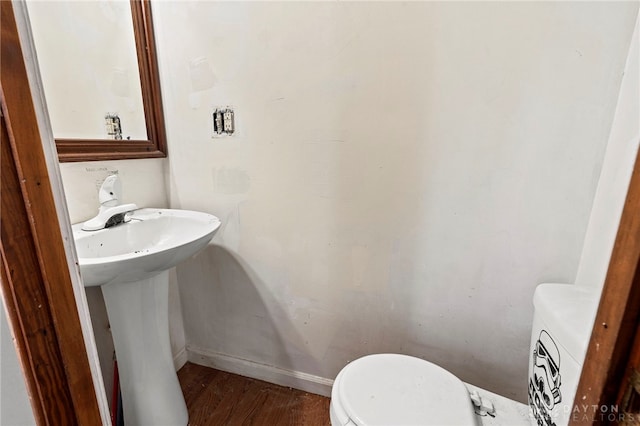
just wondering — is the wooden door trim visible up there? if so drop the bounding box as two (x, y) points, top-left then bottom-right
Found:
(570, 143), (640, 424)
(1, 1), (103, 424)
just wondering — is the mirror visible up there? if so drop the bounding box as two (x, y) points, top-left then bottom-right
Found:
(26, 0), (166, 162)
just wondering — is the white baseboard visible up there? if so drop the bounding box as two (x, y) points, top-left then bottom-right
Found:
(173, 346), (188, 371)
(186, 346), (333, 397)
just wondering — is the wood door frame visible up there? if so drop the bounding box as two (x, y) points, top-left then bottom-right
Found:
(570, 143), (640, 425)
(2, 0), (639, 424)
(1, 1), (108, 424)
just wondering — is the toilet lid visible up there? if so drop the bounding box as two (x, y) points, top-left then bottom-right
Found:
(337, 354), (477, 426)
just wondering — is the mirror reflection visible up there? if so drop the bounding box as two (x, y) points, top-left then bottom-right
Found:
(27, 0), (147, 140)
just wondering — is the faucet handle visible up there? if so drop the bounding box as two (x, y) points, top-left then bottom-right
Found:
(99, 174), (121, 206)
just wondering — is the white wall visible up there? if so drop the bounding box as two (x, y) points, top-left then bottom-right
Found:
(575, 13), (640, 290)
(1, 305), (36, 426)
(153, 1), (639, 401)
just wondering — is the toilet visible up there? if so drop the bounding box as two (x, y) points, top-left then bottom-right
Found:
(329, 283), (600, 425)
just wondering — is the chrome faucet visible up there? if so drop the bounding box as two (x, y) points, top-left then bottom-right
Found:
(82, 175), (138, 231)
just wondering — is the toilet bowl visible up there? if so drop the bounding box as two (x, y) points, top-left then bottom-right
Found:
(329, 283), (599, 426)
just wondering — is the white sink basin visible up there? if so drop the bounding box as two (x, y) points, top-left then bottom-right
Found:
(73, 208), (221, 287)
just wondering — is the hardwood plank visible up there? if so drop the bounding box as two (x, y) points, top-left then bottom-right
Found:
(178, 362), (221, 406)
(178, 363), (331, 426)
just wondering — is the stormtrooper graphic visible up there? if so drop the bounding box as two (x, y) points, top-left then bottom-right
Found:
(529, 330), (562, 426)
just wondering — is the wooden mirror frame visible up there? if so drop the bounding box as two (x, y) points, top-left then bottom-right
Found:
(55, 0), (167, 162)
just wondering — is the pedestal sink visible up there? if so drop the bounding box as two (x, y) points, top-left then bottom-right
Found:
(73, 208), (221, 425)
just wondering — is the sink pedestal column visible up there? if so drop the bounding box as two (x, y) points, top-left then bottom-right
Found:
(101, 270), (188, 425)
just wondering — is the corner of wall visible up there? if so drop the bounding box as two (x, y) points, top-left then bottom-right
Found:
(575, 9), (640, 290)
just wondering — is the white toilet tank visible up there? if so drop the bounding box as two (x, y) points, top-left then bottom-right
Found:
(528, 283), (600, 426)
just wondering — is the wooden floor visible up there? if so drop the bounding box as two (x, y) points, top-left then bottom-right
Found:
(177, 362), (331, 426)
